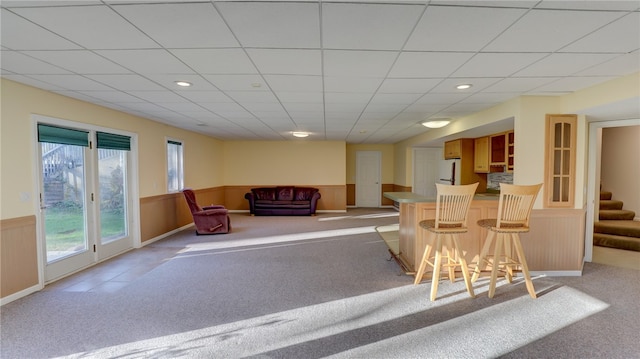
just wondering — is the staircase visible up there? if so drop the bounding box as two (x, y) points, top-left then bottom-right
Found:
(594, 190), (640, 252)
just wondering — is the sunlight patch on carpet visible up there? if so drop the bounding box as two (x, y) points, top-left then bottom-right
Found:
(61, 281), (608, 358)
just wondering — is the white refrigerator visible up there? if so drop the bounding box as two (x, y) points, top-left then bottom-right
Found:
(438, 159), (461, 186)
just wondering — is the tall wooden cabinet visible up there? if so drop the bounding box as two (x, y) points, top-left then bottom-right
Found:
(474, 136), (489, 173)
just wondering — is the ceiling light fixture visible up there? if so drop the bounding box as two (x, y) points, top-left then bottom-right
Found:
(422, 119), (451, 128)
(456, 84), (472, 90)
(292, 131), (309, 138)
(175, 81), (192, 87)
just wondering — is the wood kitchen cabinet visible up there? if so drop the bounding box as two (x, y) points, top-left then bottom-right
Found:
(507, 131), (514, 172)
(444, 139), (462, 159)
(490, 133), (506, 166)
(474, 136), (489, 173)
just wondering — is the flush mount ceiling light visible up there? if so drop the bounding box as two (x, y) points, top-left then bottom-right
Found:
(175, 81), (192, 87)
(422, 119), (451, 128)
(456, 84), (472, 90)
(292, 131), (309, 138)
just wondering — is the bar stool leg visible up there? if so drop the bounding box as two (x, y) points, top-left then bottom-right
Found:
(430, 235), (444, 301)
(414, 235), (434, 285)
(445, 234), (456, 283)
(451, 235), (475, 298)
(472, 230), (495, 282)
(512, 234), (537, 299)
(488, 234), (504, 299)
(504, 233), (514, 283)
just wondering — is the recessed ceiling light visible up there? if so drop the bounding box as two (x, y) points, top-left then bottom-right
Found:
(422, 120), (451, 128)
(251, 82), (262, 88)
(292, 131), (309, 138)
(175, 81), (192, 87)
(456, 84), (472, 90)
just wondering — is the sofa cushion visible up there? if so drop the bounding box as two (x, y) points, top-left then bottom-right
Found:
(276, 186), (295, 201)
(253, 188), (276, 201)
(295, 187), (317, 201)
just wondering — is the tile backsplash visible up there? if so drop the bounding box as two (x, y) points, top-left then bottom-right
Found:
(487, 172), (514, 190)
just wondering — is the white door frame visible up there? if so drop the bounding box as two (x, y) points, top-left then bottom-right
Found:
(585, 118), (640, 262)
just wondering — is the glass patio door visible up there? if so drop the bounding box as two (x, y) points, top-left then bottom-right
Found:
(39, 125), (94, 281)
(38, 123), (133, 282)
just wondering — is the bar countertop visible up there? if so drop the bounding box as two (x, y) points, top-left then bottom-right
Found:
(384, 191), (499, 203)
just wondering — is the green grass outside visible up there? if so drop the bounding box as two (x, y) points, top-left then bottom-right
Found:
(45, 207), (126, 251)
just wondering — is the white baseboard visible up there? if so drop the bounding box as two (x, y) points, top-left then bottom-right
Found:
(1, 283), (42, 306)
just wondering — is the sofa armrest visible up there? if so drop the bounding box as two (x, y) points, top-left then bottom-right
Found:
(194, 208), (228, 216)
(244, 192), (256, 213)
(309, 191), (321, 214)
(203, 205), (225, 210)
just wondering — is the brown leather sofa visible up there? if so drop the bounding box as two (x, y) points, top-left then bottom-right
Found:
(245, 186), (321, 216)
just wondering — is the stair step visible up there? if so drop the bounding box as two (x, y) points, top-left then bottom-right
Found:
(594, 220), (640, 237)
(600, 191), (612, 200)
(599, 199), (624, 210)
(599, 210), (636, 220)
(594, 233), (640, 252)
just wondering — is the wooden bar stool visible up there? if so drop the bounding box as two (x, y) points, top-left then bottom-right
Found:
(471, 183), (542, 299)
(414, 182), (478, 301)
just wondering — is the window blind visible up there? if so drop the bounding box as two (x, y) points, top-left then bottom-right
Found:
(37, 124), (89, 147)
(97, 131), (131, 151)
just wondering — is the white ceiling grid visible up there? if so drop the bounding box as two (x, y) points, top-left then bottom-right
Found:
(1, 0), (639, 144)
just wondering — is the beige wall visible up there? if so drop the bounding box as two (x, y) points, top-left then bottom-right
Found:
(223, 140), (346, 186)
(1, 79), (224, 220)
(345, 144), (394, 184)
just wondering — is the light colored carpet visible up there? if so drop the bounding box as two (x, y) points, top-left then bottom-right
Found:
(1, 208), (639, 358)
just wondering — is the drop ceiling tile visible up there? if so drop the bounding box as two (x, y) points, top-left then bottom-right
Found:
(414, 93), (470, 105)
(535, 0), (640, 11)
(125, 91), (187, 102)
(159, 102), (207, 112)
(203, 74), (267, 91)
(1, 51), (71, 74)
(112, 3), (239, 48)
(459, 92), (519, 104)
(275, 91), (324, 103)
(32, 74), (115, 91)
(325, 92), (373, 104)
(1, 74), (67, 91)
(86, 74), (166, 91)
(369, 93), (423, 104)
(263, 75), (323, 92)
(429, 1), (538, 7)
(576, 52), (640, 76)
(484, 77), (563, 92)
(389, 52), (474, 78)
(483, 9), (624, 52)
(225, 91), (279, 103)
(561, 12), (640, 53)
(324, 77), (384, 93)
(322, 3), (423, 50)
(405, 6), (526, 51)
(283, 103), (325, 112)
(215, 2), (320, 48)
(363, 103), (406, 113)
(171, 49), (257, 74)
(81, 90), (144, 103)
(246, 49), (321, 75)
(23, 50), (130, 74)
(200, 102), (248, 114)
(530, 76), (617, 93)
(323, 50), (398, 77)
(452, 53), (548, 77)
(241, 102), (286, 112)
(96, 50), (194, 74)
(0, 9), (82, 50)
(177, 91), (234, 103)
(515, 53), (619, 77)
(378, 78), (441, 93)
(11, 5), (159, 49)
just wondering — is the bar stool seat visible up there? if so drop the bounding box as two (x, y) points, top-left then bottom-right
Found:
(414, 182), (478, 301)
(471, 183), (542, 299)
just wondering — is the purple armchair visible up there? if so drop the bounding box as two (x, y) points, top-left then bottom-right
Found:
(182, 189), (231, 235)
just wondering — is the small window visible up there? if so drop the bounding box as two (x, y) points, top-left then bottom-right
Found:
(167, 139), (184, 192)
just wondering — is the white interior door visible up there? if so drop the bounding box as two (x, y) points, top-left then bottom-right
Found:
(413, 148), (441, 198)
(356, 151), (381, 208)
